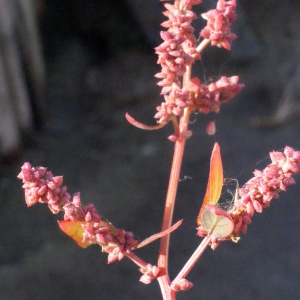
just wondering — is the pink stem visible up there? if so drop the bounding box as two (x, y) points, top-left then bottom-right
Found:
(158, 276), (176, 300)
(157, 108), (191, 300)
(195, 39), (211, 58)
(125, 251), (149, 270)
(156, 36), (211, 299)
(171, 237), (211, 286)
(156, 8), (212, 299)
(158, 108), (191, 270)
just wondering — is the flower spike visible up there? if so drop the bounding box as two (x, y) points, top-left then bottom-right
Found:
(18, 163), (139, 263)
(228, 146), (300, 238)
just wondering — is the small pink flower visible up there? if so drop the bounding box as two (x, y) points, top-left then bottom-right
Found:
(206, 121), (216, 135)
(171, 278), (194, 291)
(139, 264), (162, 284)
(24, 187), (40, 207)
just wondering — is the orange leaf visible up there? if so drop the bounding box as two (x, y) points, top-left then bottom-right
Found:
(197, 143), (223, 225)
(58, 220), (94, 248)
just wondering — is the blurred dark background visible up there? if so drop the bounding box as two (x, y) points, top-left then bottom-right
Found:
(1, 0), (300, 299)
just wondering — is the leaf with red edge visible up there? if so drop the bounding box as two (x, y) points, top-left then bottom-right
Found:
(197, 143), (234, 238)
(197, 142), (223, 225)
(200, 205), (233, 238)
(58, 220), (94, 248)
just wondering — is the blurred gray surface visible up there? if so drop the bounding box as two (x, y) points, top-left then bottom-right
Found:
(1, 1), (300, 299)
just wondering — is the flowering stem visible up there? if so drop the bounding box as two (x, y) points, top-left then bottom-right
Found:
(158, 136), (187, 270)
(157, 38), (211, 275)
(172, 237), (211, 286)
(157, 276), (176, 300)
(125, 251), (149, 270)
(195, 38), (211, 57)
(158, 108), (192, 283)
(183, 63), (192, 86)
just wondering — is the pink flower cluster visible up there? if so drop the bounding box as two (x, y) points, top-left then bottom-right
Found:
(139, 263), (193, 290)
(139, 264), (162, 284)
(154, 0), (242, 127)
(186, 76), (243, 114)
(171, 278), (193, 292)
(82, 222), (138, 263)
(196, 146), (300, 248)
(155, 1), (199, 123)
(229, 146), (300, 237)
(17, 162), (138, 263)
(200, 0), (237, 50)
(17, 162), (100, 220)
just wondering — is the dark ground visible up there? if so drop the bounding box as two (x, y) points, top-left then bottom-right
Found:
(1, 1), (300, 299)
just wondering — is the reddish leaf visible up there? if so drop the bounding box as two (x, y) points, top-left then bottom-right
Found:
(197, 143), (223, 225)
(197, 143), (234, 238)
(125, 113), (167, 130)
(136, 220), (183, 249)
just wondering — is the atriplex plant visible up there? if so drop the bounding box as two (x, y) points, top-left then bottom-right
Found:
(17, 1), (300, 299)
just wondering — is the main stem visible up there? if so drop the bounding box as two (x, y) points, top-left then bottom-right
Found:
(158, 108), (191, 268)
(157, 108), (191, 300)
(157, 35), (209, 300)
(158, 135), (185, 269)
